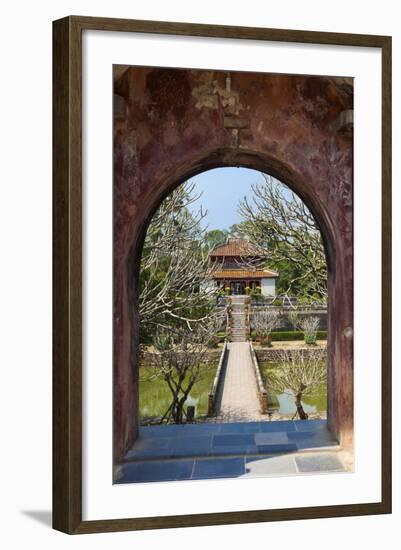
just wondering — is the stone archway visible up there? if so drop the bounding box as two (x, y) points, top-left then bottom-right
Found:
(113, 67), (353, 460)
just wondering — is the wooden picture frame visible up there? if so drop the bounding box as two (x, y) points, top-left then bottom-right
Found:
(53, 15), (392, 534)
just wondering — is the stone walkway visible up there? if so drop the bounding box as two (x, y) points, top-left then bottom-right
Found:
(215, 342), (264, 422)
(117, 420), (344, 484)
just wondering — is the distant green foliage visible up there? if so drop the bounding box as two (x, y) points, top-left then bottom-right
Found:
(203, 222), (253, 252)
(251, 330), (327, 342)
(204, 229), (229, 251)
(269, 330), (327, 341)
(227, 221), (253, 239)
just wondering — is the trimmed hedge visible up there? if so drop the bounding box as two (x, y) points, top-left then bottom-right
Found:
(270, 330), (327, 341)
(250, 330), (327, 341)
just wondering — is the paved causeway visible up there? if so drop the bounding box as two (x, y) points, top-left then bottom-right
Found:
(215, 342), (263, 422)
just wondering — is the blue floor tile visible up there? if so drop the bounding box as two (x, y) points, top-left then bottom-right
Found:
(192, 457), (245, 479)
(208, 444), (260, 456)
(117, 459), (194, 483)
(139, 423), (222, 438)
(259, 421), (296, 432)
(131, 436), (172, 450)
(294, 420), (327, 432)
(213, 434), (255, 446)
(255, 432), (289, 445)
(256, 443), (297, 454)
(174, 424), (222, 436)
(295, 454), (344, 472)
(220, 422), (262, 434)
(288, 431), (337, 449)
(170, 436), (212, 457)
(287, 431), (315, 440)
(126, 448), (174, 460)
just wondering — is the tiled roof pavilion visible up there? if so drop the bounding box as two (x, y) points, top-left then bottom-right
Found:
(204, 239), (278, 296)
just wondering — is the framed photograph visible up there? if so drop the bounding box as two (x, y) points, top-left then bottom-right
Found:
(53, 16), (391, 534)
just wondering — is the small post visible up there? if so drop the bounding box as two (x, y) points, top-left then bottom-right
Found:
(261, 391), (268, 414)
(208, 393), (214, 416)
(186, 405), (195, 423)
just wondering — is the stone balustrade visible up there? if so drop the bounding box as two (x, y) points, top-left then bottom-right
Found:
(207, 342), (228, 416)
(249, 342), (269, 414)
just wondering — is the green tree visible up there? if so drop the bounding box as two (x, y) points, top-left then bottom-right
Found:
(228, 221), (252, 239)
(204, 229), (228, 251)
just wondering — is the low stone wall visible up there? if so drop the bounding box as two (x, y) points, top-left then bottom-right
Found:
(140, 349), (222, 367)
(254, 347), (327, 363)
(250, 308), (327, 331)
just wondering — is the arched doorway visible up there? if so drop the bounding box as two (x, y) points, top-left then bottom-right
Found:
(113, 66), (353, 461)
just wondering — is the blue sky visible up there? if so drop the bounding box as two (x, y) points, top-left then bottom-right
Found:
(189, 167), (265, 231)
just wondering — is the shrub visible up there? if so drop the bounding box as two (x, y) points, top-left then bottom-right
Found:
(250, 286), (261, 296)
(270, 330), (327, 342)
(251, 309), (280, 340)
(300, 316), (320, 345)
(304, 334), (317, 345)
(207, 335), (220, 348)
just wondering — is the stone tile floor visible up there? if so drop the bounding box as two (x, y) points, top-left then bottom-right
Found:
(116, 420), (347, 484)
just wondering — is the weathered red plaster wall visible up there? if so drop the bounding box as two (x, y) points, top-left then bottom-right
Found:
(113, 66), (353, 460)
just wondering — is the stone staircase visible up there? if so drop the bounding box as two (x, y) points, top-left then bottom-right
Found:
(229, 297), (249, 342)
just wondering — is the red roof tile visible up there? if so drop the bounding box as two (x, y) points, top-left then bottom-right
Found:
(207, 269), (278, 279)
(210, 239), (261, 257)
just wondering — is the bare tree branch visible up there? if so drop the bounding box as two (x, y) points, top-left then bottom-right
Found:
(151, 313), (224, 424)
(251, 310), (280, 338)
(268, 348), (327, 419)
(139, 182), (219, 334)
(239, 174), (327, 302)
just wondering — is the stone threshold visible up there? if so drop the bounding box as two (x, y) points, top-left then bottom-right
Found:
(115, 449), (347, 484)
(121, 419), (340, 464)
(121, 444), (342, 464)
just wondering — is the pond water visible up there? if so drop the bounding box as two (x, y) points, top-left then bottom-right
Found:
(139, 361), (327, 424)
(259, 362), (327, 415)
(139, 364), (217, 424)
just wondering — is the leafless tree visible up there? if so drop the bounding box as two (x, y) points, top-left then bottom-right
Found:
(300, 316), (320, 345)
(268, 348), (327, 419)
(288, 309), (300, 330)
(150, 312), (224, 423)
(239, 174), (327, 302)
(139, 182), (220, 334)
(251, 309), (280, 345)
(287, 311), (320, 345)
